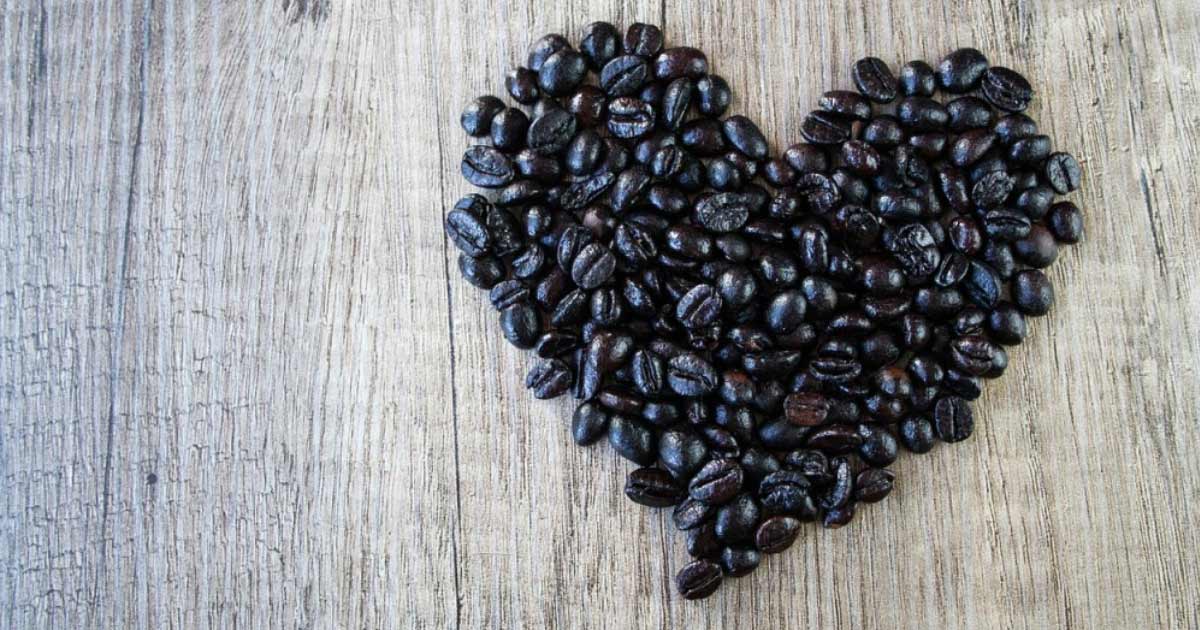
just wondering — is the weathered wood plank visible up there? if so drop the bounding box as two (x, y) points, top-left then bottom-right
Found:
(1, 0), (1198, 628)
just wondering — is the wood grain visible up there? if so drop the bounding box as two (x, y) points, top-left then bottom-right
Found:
(2, 1), (1198, 628)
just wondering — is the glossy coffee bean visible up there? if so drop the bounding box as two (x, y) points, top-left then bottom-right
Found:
(676, 559), (722, 600)
(852, 56), (898, 103)
(461, 95), (505, 136)
(1013, 269), (1054, 315)
(625, 467), (682, 507)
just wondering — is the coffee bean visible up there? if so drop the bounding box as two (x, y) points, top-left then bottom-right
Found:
(607, 96), (656, 138)
(538, 49), (587, 96)
(676, 559), (722, 600)
(1043, 152), (1082, 193)
(461, 95), (506, 136)
(933, 396), (974, 442)
(526, 358), (573, 399)
(982, 66), (1034, 112)
(608, 414), (657, 465)
(1013, 269), (1054, 315)
(715, 494), (760, 542)
(695, 74), (731, 117)
(801, 111), (852, 145)
(624, 23), (663, 57)
(461, 146), (515, 188)
(625, 467), (683, 507)
(655, 47), (709, 80)
(458, 253), (504, 289)
(719, 546), (762, 577)
(527, 108), (577, 156)
(1047, 201), (1084, 243)
(855, 468), (895, 502)
(852, 57), (898, 103)
(695, 192), (752, 233)
(600, 54), (649, 96)
(571, 242), (617, 289)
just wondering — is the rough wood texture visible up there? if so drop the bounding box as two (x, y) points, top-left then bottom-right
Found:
(2, 1), (1198, 628)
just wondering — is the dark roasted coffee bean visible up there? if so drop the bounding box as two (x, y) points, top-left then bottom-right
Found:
(538, 49), (587, 96)
(676, 284), (723, 329)
(855, 468), (895, 503)
(1008, 134), (1052, 164)
(898, 96), (949, 131)
(722, 115), (769, 160)
(852, 56), (898, 103)
(579, 21), (619, 69)
(899, 416), (936, 453)
(801, 111), (852, 145)
(819, 90), (872, 120)
(899, 60), (937, 96)
(660, 429), (710, 480)
(715, 494), (760, 542)
(765, 290), (808, 334)
(821, 503), (855, 528)
(818, 457), (854, 509)
(461, 95), (505, 136)
(752, 516), (801, 555)
(571, 243), (617, 289)
(660, 78), (693, 130)
(1043, 152), (1082, 194)
(668, 353), (720, 397)
(784, 392), (829, 427)
(695, 74), (731, 117)
(689, 458), (743, 505)
(858, 425), (899, 466)
(950, 129), (996, 167)
(1014, 184), (1055, 220)
(505, 67), (539, 104)
(565, 128), (605, 175)
(806, 425), (863, 454)
(673, 496), (715, 530)
(676, 559), (722, 600)
(1013, 269), (1054, 315)
(946, 96), (995, 131)
(984, 208), (1033, 242)
(719, 546), (761, 577)
(461, 146), (515, 188)
(862, 115), (903, 147)
(499, 303), (540, 349)
(608, 414), (657, 465)
(841, 140), (882, 175)
(625, 467), (682, 507)
(624, 22), (663, 56)
(1013, 224), (1059, 267)
(600, 54), (649, 96)
(1048, 201), (1084, 243)
(488, 280), (528, 310)
(655, 46), (709, 80)
(607, 96), (656, 139)
(567, 85), (607, 127)
(526, 33), (569, 71)
(971, 170), (1015, 207)
(611, 165), (652, 212)
(458, 254), (504, 289)
(445, 206), (491, 258)
(526, 358), (572, 399)
(686, 523), (722, 559)
(982, 66), (1034, 112)
(938, 47), (989, 92)
(527, 108), (577, 156)
(933, 396), (974, 442)
(572, 402), (609, 446)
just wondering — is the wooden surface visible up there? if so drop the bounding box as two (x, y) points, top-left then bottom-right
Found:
(2, 0), (1198, 628)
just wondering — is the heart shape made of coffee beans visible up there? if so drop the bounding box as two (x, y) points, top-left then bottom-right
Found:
(446, 21), (1083, 600)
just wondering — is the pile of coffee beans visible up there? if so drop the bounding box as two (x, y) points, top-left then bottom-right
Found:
(446, 22), (1083, 600)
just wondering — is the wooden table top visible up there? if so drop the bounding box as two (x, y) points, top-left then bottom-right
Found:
(2, 0), (1198, 628)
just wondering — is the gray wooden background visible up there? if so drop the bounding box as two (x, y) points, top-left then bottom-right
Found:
(2, 0), (1198, 628)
